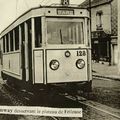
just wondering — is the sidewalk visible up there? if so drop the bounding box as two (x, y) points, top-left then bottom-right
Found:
(92, 62), (120, 80)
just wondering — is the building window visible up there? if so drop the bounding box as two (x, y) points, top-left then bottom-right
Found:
(96, 10), (103, 30)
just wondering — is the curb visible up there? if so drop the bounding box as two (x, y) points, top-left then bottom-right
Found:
(93, 74), (120, 81)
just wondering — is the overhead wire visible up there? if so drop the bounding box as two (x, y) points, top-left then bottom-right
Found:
(44, 0), (52, 5)
(24, 0), (30, 9)
(15, 0), (52, 18)
(40, 0), (47, 5)
(15, 0), (18, 18)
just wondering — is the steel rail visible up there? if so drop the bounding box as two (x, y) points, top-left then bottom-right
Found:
(50, 116), (59, 120)
(65, 95), (120, 119)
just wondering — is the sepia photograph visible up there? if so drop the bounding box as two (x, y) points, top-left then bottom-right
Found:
(0, 0), (120, 119)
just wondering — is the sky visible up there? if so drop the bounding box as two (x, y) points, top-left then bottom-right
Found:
(0, 0), (85, 33)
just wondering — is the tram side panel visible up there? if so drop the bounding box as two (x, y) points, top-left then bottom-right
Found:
(34, 50), (44, 84)
(0, 39), (3, 77)
(2, 52), (21, 80)
(88, 49), (92, 81)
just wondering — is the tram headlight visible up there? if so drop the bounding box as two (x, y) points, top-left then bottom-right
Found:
(76, 59), (85, 69)
(49, 60), (60, 70)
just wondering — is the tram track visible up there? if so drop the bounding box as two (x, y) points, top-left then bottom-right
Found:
(93, 75), (120, 81)
(1, 80), (32, 106)
(63, 93), (120, 119)
(0, 80), (61, 120)
(50, 116), (60, 120)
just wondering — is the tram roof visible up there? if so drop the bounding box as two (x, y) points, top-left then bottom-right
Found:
(0, 5), (89, 37)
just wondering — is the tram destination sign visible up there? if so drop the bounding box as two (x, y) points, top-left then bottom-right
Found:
(57, 9), (74, 15)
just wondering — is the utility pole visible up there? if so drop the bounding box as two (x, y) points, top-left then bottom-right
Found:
(89, 0), (91, 19)
(88, 0), (92, 37)
(88, 0), (92, 49)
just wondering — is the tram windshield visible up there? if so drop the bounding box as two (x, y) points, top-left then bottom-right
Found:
(47, 18), (84, 44)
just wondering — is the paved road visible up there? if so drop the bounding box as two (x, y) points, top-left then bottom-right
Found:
(91, 77), (120, 109)
(79, 77), (120, 120)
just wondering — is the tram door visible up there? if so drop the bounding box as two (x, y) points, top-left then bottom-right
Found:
(27, 20), (32, 83)
(21, 20), (32, 82)
(21, 24), (26, 81)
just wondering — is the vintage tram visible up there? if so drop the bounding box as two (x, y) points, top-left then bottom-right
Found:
(0, 3), (92, 92)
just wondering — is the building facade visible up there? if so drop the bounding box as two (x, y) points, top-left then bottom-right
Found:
(80, 0), (118, 65)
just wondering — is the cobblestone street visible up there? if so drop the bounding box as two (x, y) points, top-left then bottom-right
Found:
(0, 74), (119, 120)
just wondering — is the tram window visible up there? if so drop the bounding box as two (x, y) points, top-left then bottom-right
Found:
(47, 20), (84, 44)
(26, 19), (32, 44)
(10, 31), (14, 51)
(35, 17), (42, 47)
(0, 43), (3, 65)
(0, 44), (1, 58)
(3, 36), (5, 53)
(21, 23), (25, 43)
(87, 19), (90, 46)
(6, 34), (9, 52)
(15, 27), (19, 50)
